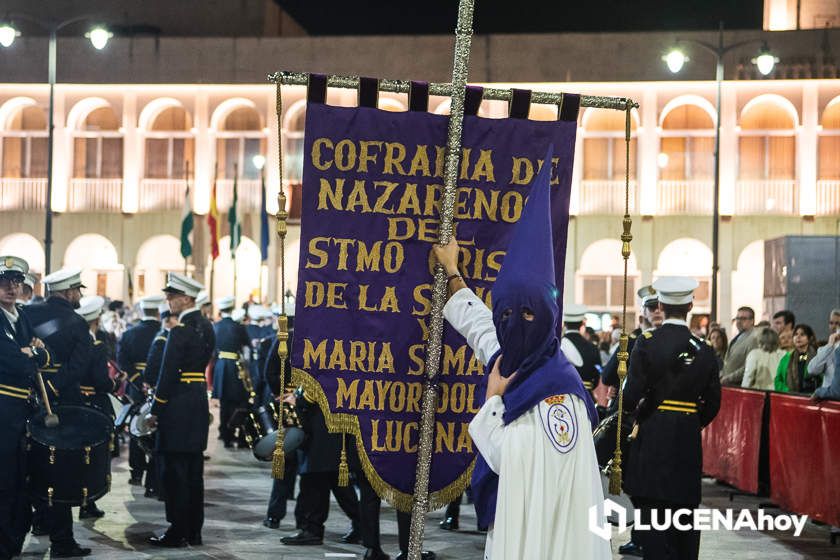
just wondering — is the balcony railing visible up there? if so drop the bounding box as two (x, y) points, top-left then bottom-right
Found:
(68, 178), (123, 212)
(816, 180), (840, 216)
(216, 179), (262, 212)
(139, 179), (188, 212)
(0, 178), (47, 210)
(657, 180), (714, 215)
(578, 180), (637, 215)
(735, 180), (797, 215)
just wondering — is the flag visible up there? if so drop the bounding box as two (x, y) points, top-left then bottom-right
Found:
(259, 173), (269, 261)
(207, 175), (220, 260)
(228, 172), (241, 254)
(179, 182), (193, 259)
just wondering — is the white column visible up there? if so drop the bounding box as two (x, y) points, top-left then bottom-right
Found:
(266, 90), (279, 302)
(719, 85), (738, 216)
(51, 87), (69, 213)
(569, 127), (582, 215)
(638, 88), (658, 215)
(122, 92), (140, 213)
(194, 91), (212, 214)
(799, 82), (818, 216)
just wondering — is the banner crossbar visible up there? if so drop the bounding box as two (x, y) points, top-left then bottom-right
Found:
(268, 71), (638, 111)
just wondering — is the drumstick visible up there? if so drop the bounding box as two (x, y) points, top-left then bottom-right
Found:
(35, 371), (59, 427)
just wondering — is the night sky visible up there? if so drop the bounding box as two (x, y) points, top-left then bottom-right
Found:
(275, 0), (763, 35)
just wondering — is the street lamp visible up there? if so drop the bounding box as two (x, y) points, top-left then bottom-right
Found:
(0, 14), (111, 275)
(663, 23), (776, 324)
(252, 154), (266, 171)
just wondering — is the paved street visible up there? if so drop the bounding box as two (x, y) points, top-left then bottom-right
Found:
(20, 409), (838, 559)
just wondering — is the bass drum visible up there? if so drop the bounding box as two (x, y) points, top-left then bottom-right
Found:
(592, 410), (634, 470)
(27, 405), (114, 506)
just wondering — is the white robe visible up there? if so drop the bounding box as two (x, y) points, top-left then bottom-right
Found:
(443, 289), (611, 560)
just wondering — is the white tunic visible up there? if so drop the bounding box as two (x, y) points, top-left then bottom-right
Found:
(443, 289), (611, 560)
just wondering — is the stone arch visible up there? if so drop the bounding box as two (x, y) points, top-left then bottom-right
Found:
(135, 234), (185, 297)
(63, 233), (123, 298)
(0, 232), (45, 272)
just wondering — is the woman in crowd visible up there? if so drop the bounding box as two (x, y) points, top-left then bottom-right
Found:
(742, 328), (786, 390)
(775, 324), (819, 393)
(707, 327), (728, 370)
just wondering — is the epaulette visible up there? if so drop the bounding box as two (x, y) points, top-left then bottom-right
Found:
(154, 336), (167, 342)
(642, 331), (653, 339)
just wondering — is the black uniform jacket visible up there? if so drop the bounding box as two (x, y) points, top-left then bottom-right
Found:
(151, 309), (215, 453)
(211, 316), (250, 401)
(117, 318), (161, 400)
(564, 331), (602, 391)
(24, 296), (93, 405)
(80, 338), (117, 414)
(601, 328), (642, 389)
(622, 322), (721, 506)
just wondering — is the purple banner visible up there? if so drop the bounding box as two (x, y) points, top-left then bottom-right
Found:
(291, 100), (579, 510)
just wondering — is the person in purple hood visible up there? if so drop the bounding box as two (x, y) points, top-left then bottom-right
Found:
(433, 147), (611, 559)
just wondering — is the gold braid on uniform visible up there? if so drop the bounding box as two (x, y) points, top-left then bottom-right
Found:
(609, 100), (637, 496)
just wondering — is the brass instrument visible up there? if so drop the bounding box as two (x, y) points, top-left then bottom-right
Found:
(236, 359), (256, 405)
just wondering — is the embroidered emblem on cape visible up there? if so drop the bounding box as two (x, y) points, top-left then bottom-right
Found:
(541, 396), (577, 453)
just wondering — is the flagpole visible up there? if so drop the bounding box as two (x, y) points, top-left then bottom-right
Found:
(259, 167), (265, 302)
(184, 161), (191, 276)
(209, 163), (218, 304)
(232, 162), (238, 304)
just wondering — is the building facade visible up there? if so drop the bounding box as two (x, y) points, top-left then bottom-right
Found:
(2, 24), (840, 329)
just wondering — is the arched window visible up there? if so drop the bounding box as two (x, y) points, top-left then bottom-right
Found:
(655, 238), (712, 311)
(73, 106), (123, 179)
(63, 233), (123, 298)
(576, 239), (640, 327)
(283, 101), (307, 186)
(738, 96), (797, 213)
(217, 106), (266, 181)
(579, 109), (638, 213)
(2, 104), (47, 178)
(144, 105), (194, 179)
(135, 234), (186, 296)
(817, 99), (840, 214)
(658, 102), (715, 213)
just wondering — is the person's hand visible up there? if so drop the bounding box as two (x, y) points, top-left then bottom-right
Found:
(828, 332), (840, 346)
(30, 337), (45, 349)
(20, 347), (34, 357)
(607, 386), (618, 399)
(282, 392), (297, 406)
(433, 238), (461, 276)
(146, 415), (158, 428)
(486, 356), (517, 400)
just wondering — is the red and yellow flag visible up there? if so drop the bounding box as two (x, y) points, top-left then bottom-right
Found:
(207, 176), (220, 260)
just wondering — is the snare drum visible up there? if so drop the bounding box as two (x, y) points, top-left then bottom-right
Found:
(244, 402), (305, 461)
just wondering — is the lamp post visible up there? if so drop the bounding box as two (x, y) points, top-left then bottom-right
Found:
(252, 154), (267, 300)
(663, 23), (776, 324)
(0, 15), (112, 275)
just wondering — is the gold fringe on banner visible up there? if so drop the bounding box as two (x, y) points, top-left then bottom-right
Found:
(291, 367), (474, 512)
(609, 101), (635, 496)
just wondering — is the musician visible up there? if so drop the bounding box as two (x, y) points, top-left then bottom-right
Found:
(23, 267), (93, 558)
(139, 305), (177, 499)
(622, 277), (721, 560)
(196, 290), (212, 320)
(561, 303), (601, 398)
(599, 284), (662, 557)
(147, 273), (215, 548)
(116, 295), (164, 486)
(17, 272), (35, 305)
(0, 256), (50, 560)
(211, 296), (251, 448)
(75, 295), (119, 520)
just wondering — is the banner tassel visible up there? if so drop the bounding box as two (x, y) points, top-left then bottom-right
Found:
(338, 433), (350, 487)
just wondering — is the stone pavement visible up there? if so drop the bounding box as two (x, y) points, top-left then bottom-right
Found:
(20, 411), (838, 559)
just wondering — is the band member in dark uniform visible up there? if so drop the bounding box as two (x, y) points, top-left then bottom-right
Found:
(23, 267), (92, 558)
(0, 256), (50, 560)
(75, 295), (119, 520)
(599, 285), (663, 557)
(211, 296), (251, 448)
(117, 295), (163, 486)
(561, 303), (601, 397)
(146, 273), (215, 548)
(622, 277), (721, 560)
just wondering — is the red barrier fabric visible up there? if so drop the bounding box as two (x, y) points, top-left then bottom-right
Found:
(769, 394), (840, 526)
(701, 387), (765, 494)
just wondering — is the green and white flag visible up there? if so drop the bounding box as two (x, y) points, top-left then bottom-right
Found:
(228, 173), (241, 254)
(180, 182), (193, 259)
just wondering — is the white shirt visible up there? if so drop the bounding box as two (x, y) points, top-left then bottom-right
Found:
(2, 304), (19, 335)
(443, 288), (611, 560)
